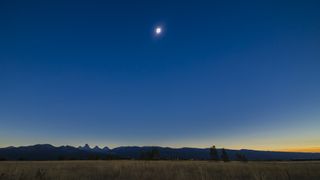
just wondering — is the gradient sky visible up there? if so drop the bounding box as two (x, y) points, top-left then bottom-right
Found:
(1, 0), (320, 151)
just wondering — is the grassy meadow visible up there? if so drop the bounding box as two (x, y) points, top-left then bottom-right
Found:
(0, 160), (319, 180)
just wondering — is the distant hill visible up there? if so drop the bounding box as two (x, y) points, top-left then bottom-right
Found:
(0, 144), (87, 160)
(0, 144), (320, 161)
(111, 146), (320, 160)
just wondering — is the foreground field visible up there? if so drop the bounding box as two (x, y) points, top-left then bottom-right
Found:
(0, 160), (319, 180)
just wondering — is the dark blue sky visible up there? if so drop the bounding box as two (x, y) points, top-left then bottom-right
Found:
(1, 0), (320, 150)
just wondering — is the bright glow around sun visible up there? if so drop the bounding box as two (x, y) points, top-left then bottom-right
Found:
(155, 27), (162, 35)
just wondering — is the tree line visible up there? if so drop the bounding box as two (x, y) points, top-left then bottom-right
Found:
(210, 145), (247, 162)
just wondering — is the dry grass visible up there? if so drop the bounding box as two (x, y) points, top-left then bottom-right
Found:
(0, 160), (319, 180)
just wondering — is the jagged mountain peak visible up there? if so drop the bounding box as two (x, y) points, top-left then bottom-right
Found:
(78, 144), (110, 152)
(93, 146), (101, 150)
(103, 146), (110, 151)
(78, 144), (92, 151)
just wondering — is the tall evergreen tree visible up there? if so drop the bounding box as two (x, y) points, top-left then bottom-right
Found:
(209, 145), (219, 161)
(221, 148), (230, 162)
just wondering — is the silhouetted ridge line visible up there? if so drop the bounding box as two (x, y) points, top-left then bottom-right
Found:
(0, 144), (320, 161)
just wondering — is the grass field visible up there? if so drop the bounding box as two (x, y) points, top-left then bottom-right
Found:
(0, 160), (319, 180)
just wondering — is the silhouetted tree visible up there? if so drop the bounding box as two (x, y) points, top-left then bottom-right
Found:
(235, 153), (248, 162)
(209, 145), (219, 161)
(221, 148), (230, 162)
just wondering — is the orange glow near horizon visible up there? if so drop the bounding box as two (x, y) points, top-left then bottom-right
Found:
(276, 147), (320, 153)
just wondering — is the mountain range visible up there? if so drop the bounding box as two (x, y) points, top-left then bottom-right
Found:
(1, 144), (320, 161)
